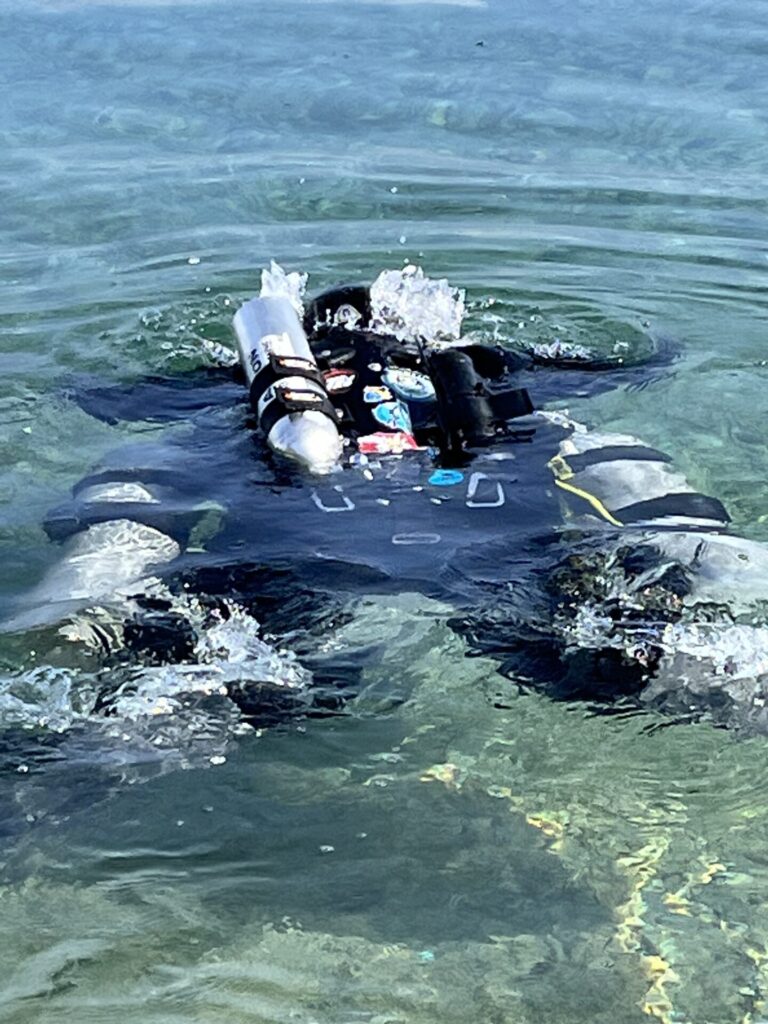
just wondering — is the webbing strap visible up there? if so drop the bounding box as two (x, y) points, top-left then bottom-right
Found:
(614, 492), (730, 525)
(259, 386), (340, 437)
(564, 445), (672, 473)
(251, 353), (326, 400)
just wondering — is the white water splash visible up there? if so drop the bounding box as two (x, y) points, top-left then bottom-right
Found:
(559, 581), (768, 712)
(259, 260), (308, 318)
(0, 665), (97, 733)
(530, 339), (594, 362)
(109, 598), (309, 723)
(658, 622), (768, 681)
(369, 265), (465, 345)
(0, 593), (311, 767)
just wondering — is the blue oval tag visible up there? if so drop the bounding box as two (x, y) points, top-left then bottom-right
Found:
(428, 469), (464, 487)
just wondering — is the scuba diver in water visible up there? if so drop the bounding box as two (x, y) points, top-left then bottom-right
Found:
(8, 265), (768, 733)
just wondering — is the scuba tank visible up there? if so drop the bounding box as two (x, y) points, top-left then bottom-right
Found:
(233, 296), (343, 474)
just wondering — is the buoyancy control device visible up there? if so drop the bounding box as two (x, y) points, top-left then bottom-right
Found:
(302, 283), (535, 458)
(234, 281), (534, 469)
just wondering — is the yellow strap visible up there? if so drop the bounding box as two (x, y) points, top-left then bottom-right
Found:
(548, 453), (624, 528)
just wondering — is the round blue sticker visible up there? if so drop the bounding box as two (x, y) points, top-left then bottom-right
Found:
(382, 368), (436, 402)
(428, 469), (464, 486)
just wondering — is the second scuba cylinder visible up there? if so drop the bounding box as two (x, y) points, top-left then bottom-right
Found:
(233, 296), (342, 474)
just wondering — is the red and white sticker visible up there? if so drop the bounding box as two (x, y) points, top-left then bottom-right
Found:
(357, 431), (422, 455)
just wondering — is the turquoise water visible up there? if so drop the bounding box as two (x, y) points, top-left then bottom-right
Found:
(3, 0), (768, 1020)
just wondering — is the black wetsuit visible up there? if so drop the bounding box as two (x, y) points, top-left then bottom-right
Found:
(43, 285), (686, 719)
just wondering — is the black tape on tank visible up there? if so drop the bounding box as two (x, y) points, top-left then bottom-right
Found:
(613, 491), (731, 525)
(250, 353), (326, 405)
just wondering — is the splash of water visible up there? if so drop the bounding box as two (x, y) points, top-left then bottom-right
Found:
(369, 264), (465, 346)
(109, 597), (310, 724)
(0, 665), (96, 733)
(0, 592), (311, 768)
(259, 260), (308, 318)
(530, 339), (594, 362)
(555, 550), (768, 729)
(258, 261), (465, 345)
(659, 621), (768, 680)
(133, 295), (240, 371)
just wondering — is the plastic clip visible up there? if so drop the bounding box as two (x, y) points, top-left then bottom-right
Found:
(466, 473), (505, 508)
(391, 532), (442, 545)
(311, 487), (355, 512)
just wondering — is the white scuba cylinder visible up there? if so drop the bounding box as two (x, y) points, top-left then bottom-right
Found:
(233, 296), (342, 474)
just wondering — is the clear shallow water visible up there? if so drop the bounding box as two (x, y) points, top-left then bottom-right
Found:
(3, 0), (768, 1020)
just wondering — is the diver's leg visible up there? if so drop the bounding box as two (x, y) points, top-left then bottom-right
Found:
(4, 518), (181, 635)
(450, 420), (768, 720)
(3, 441), (208, 636)
(2, 415), (241, 639)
